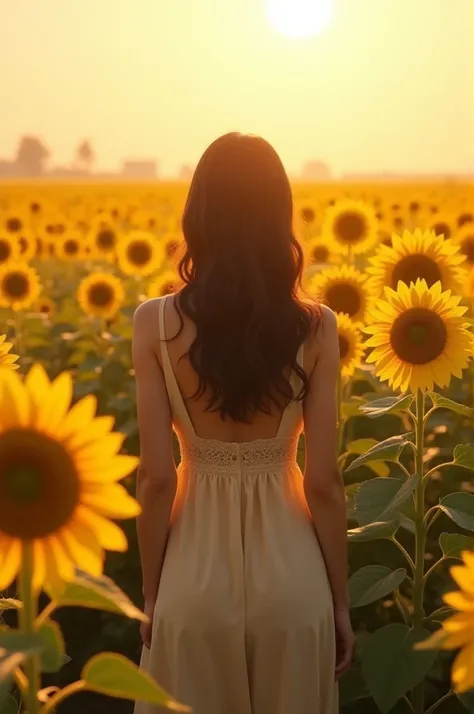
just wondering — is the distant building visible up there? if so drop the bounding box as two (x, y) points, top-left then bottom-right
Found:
(121, 160), (158, 179)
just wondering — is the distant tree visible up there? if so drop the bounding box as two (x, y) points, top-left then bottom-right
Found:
(301, 160), (332, 180)
(76, 140), (95, 171)
(15, 136), (49, 176)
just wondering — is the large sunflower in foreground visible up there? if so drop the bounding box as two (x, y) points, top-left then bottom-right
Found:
(77, 273), (125, 320)
(310, 265), (371, 324)
(366, 229), (467, 298)
(416, 551), (474, 693)
(321, 199), (379, 255)
(336, 313), (364, 378)
(0, 262), (41, 311)
(147, 270), (182, 299)
(117, 231), (164, 277)
(0, 334), (19, 370)
(0, 365), (139, 590)
(365, 279), (472, 393)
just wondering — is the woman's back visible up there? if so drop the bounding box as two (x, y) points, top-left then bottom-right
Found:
(133, 132), (350, 714)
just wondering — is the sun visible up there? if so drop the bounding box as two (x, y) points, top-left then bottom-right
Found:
(267, 0), (332, 38)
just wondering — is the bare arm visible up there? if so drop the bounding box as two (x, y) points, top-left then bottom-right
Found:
(132, 300), (177, 610)
(303, 305), (348, 610)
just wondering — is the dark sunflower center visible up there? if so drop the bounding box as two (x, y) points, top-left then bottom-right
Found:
(409, 201), (420, 213)
(301, 207), (315, 223)
(3, 272), (29, 298)
(390, 307), (447, 365)
(325, 283), (362, 317)
(6, 218), (21, 233)
(312, 246), (329, 263)
(166, 241), (179, 258)
(0, 429), (80, 539)
(97, 229), (116, 250)
(40, 302), (52, 314)
(64, 239), (79, 255)
(18, 236), (28, 254)
(0, 240), (12, 261)
(460, 236), (474, 265)
(432, 222), (451, 239)
(88, 282), (114, 307)
(338, 334), (350, 361)
(458, 213), (473, 228)
(333, 212), (367, 244)
(391, 254), (442, 289)
(127, 241), (152, 266)
(30, 202), (40, 214)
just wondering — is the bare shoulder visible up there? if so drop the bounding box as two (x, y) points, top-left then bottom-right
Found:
(133, 297), (163, 331)
(307, 303), (337, 348)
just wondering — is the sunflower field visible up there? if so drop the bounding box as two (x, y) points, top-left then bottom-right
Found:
(0, 180), (474, 714)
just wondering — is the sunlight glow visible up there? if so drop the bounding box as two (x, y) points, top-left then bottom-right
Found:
(267, 0), (333, 38)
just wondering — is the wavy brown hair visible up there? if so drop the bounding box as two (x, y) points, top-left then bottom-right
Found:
(174, 132), (321, 422)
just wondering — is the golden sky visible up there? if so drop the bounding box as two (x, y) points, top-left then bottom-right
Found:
(1, 0), (473, 176)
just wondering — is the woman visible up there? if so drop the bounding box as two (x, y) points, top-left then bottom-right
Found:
(133, 133), (353, 714)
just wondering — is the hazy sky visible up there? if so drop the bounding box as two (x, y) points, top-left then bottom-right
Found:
(2, 0), (473, 176)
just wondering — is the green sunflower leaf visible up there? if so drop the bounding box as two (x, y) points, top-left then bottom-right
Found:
(82, 653), (191, 710)
(345, 433), (413, 472)
(438, 493), (474, 532)
(358, 394), (414, 418)
(439, 533), (474, 559)
(360, 624), (438, 714)
(339, 663), (370, 706)
(349, 566), (407, 608)
(0, 693), (19, 714)
(347, 519), (400, 542)
(429, 394), (473, 419)
(453, 445), (474, 471)
(45, 570), (147, 622)
(37, 620), (65, 673)
(355, 476), (417, 526)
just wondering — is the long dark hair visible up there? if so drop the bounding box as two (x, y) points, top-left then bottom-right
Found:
(175, 132), (321, 422)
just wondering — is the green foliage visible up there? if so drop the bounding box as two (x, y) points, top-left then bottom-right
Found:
(354, 477), (416, 525)
(360, 624), (438, 713)
(347, 519), (400, 542)
(82, 653), (191, 710)
(439, 533), (474, 559)
(439, 493), (474, 532)
(349, 566), (407, 608)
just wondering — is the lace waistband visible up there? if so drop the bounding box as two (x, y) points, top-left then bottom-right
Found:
(179, 436), (299, 472)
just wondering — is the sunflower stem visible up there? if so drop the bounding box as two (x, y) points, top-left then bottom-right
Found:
(412, 389), (426, 714)
(19, 541), (40, 714)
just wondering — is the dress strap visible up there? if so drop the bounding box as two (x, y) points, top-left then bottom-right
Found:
(276, 341), (305, 438)
(159, 295), (196, 437)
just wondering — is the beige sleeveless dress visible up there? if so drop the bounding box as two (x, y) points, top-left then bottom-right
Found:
(135, 295), (338, 714)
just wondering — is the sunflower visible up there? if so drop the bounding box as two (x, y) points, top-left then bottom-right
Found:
(0, 262), (41, 311)
(0, 334), (19, 370)
(163, 234), (183, 260)
(365, 279), (472, 393)
(310, 265), (371, 324)
(117, 231), (164, 277)
(366, 229), (467, 298)
(457, 211), (473, 228)
(16, 231), (37, 262)
(87, 221), (119, 260)
(147, 270), (182, 299)
(336, 313), (364, 378)
(0, 234), (20, 266)
(455, 224), (474, 268)
(34, 297), (56, 318)
(77, 273), (125, 320)
(305, 237), (339, 268)
(0, 364), (139, 590)
(465, 269), (474, 302)
(416, 551), (474, 693)
(321, 199), (379, 255)
(56, 233), (84, 262)
(426, 212), (456, 240)
(3, 212), (25, 235)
